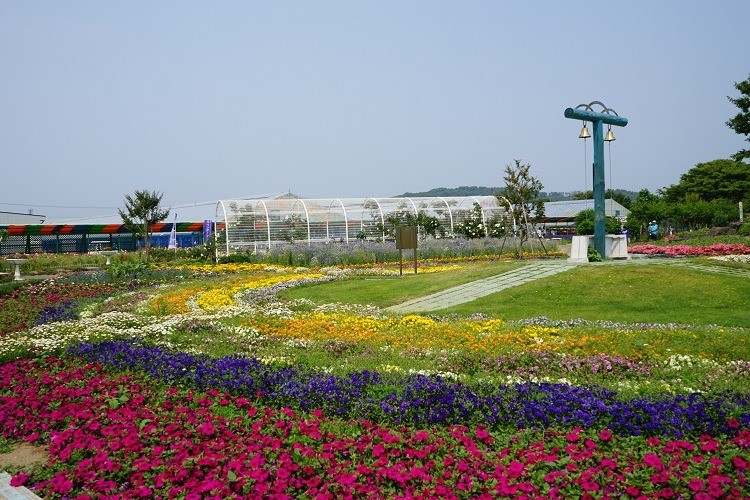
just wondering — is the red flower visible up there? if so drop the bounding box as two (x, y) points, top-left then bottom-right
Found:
(727, 417), (740, 430)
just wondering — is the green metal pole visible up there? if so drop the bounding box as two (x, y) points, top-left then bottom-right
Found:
(592, 119), (606, 257)
(565, 105), (628, 259)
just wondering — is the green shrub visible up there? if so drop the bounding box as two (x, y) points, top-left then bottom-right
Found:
(575, 209), (621, 235)
(738, 223), (750, 236)
(218, 253), (256, 264)
(108, 260), (152, 279)
(587, 245), (602, 262)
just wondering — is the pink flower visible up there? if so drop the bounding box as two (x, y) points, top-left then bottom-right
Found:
(650, 472), (669, 485)
(581, 480), (600, 491)
(625, 486), (641, 496)
(643, 453), (664, 470)
(414, 430), (429, 441)
(688, 478), (704, 492)
(198, 421), (216, 436)
(10, 473), (28, 487)
(700, 438), (719, 452)
(598, 429), (613, 442)
(566, 432), (580, 443)
(507, 461), (524, 478)
(49, 473), (73, 495)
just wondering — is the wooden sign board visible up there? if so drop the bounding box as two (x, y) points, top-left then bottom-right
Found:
(395, 226), (418, 274)
(395, 226), (417, 249)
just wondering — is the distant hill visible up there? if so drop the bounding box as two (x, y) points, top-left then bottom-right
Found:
(396, 186), (498, 197)
(396, 186), (639, 202)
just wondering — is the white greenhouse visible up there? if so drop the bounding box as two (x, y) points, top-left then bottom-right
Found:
(215, 195), (511, 256)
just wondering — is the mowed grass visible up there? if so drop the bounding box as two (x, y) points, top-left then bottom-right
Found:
(283, 260), (750, 327)
(438, 263), (750, 326)
(280, 261), (522, 307)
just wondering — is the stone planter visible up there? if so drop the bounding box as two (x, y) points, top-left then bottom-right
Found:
(6, 258), (27, 281)
(100, 250), (118, 265)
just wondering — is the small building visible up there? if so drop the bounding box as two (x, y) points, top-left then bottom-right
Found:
(0, 211), (46, 225)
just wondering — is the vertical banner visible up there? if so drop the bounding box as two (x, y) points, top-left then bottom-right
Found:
(203, 219), (213, 241)
(168, 213), (178, 249)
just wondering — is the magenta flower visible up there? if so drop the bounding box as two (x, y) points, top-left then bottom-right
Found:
(10, 473), (28, 487)
(688, 478), (704, 492)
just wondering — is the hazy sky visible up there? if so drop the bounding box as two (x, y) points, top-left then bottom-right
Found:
(1, 1), (748, 220)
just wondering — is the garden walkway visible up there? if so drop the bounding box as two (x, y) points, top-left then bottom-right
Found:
(665, 260), (750, 279)
(385, 260), (579, 313)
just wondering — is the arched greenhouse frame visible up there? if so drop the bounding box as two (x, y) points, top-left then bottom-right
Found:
(214, 196), (511, 257)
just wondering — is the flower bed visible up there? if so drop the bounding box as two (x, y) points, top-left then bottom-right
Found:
(1, 261), (749, 498)
(68, 340), (750, 436)
(0, 281), (124, 335)
(628, 243), (750, 256)
(1, 358), (748, 498)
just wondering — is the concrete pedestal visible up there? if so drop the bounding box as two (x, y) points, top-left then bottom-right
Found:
(605, 235), (629, 259)
(568, 236), (590, 263)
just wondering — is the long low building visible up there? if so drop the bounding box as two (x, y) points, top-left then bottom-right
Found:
(0, 210), (46, 225)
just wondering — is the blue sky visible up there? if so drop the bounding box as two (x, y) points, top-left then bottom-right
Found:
(1, 1), (748, 220)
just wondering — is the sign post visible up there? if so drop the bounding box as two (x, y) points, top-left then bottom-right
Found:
(395, 226), (418, 275)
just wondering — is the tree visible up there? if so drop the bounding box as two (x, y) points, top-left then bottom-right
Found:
(378, 210), (445, 239)
(727, 73), (750, 162)
(572, 189), (634, 210)
(498, 159), (545, 247)
(664, 196), (737, 229)
(574, 209), (621, 235)
(118, 190), (170, 257)
(661, 159), (750, 204)
(626, 189), (668, 239)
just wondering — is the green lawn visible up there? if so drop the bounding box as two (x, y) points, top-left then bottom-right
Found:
(283, 260), (750, 327)
(280, 261), (522, 307)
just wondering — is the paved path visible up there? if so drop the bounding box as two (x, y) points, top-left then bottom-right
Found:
(385, 261), (579, 313)
(664, 260), (750, 279)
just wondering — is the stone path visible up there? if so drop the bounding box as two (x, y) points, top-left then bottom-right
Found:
(665, 260), (750, 279)
(0, 472), (41, 499)
(385, 261), (579, 313)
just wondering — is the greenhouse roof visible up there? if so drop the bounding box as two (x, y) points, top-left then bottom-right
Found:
(541, 199), (631, 219)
